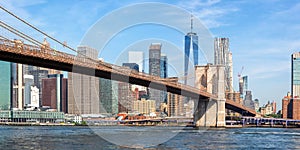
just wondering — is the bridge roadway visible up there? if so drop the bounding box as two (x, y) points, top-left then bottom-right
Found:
(0, 39), (256, 116)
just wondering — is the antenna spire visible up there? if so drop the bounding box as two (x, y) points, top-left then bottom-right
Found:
(191, 14), (193, 33)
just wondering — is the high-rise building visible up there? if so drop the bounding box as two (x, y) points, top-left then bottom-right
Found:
(166, 77), (183, 117)
(160, 54), (167, 78)
(30, 86), (39, 108)
(184, 15), (198, 85)
(149, 43), (161, 77)
(122, 63), (139, 72)
(149, 43), (162, 110)
(128, 51), (144, 72)
(11, 63), (24, 110)
(292, 52), (300, 97)
(118, 82), (136, 113)
(99, 79), (118, 114)
(30, 69), (48, 106)
(239, 76), (248, 99)
(42, 74), (68, 113)
(0, 61), (11, 110)
(244, 91), (255, 110)
(214, 37), (233, 92)
(24, 75), (34, 106)
(68, 46), (100, 114)
(160, 54), (168, 104)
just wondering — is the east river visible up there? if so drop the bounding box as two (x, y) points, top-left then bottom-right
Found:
(0, 126), (300, 149)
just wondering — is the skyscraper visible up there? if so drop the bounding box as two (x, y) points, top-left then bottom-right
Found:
(122, 63), (139, 72)
(292, 52), (300, 97)
(149, 43), (162, 110)
(160, 54), (168, 103)
(68, 46), (100, 114)
(160, 54), (168, 78)
(128, 51), (144, 72)
(214, 37), (233, 92)
(11, 63), (24, 110)
(149, 43), (161, 77)
(0, 61), (11, 110)
(184, 15), (198, 85)
(42, 74), (68, 113)
(24, 74), (34, 106)
(99, 79), (118, 114)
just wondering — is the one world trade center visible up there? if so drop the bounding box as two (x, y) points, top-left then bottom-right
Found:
(184, 15), (198, 85)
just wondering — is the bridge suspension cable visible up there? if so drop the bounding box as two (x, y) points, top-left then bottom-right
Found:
(0, 6), (153, 80)
(0, 20), (43, 46)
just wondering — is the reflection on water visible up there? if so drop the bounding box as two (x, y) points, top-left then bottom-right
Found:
(0, 126), (300, 149)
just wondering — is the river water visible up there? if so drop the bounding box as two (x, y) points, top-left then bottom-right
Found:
(0, 126), (299, 149)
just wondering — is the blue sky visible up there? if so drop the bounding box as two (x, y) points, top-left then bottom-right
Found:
(1, 0), (300, 109)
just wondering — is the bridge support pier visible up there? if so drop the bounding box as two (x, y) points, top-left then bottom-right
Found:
(194, 64), (226, 127)
(194, 98), (225, 127)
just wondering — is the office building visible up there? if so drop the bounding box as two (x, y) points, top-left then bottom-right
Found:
(239, 76), (248, 99)
(214, 37), (233, 92)
(68, 46), (100, 114)
(0, 61), (11, 110)
(42, 74), (68, 113)
(30, 69), (48, 106)
(167, 78), (183, 117)
(24, 75), (34, 106)
(118, 82), (136, 113)
(128, 51), (144, 72)
(184, 15), (198, 85)
(244, 91), (255, 110)
(149, 43), (162, 110)
(122, 63), (139, 72)
(11, 63), (24, 110)
(30, 86), (39, 107)
(99, 79), (118, 114)
(254, 99), (259, 112)
(160, 54), (167, 78)
(292, 52), (300, 97)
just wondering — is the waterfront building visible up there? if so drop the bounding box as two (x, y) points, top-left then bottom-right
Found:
(292, 52), (300, 97)
(259, 101), (276, 116)
(0, 61), (11, 110)
(149, 43), (162, 110)
(214, 37), (233, 92)
(0, 110), (64, 123)
(133, 98), (155, 115)
(99, 79), (118, 114)
(128, 51), (144, 72)
(68, 46), (100, 114)
(42, 74), (68, 113)
(282, 92), (300, 119)
(184, 15), (198, 85)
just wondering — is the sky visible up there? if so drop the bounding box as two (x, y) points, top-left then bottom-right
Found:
(1, 0), (300, 109)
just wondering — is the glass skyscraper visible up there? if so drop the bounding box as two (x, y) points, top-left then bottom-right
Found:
(0, 61), (11, 110)
(184, 17), (198, 85)
(292, 52), (300, 97)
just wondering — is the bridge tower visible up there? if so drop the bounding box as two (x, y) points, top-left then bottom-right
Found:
(194, 64), (226, 127)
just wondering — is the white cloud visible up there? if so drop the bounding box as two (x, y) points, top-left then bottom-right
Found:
(177, 0), (238, 28)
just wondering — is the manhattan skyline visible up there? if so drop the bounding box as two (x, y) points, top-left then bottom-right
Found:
(0, 0), (299, 108)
